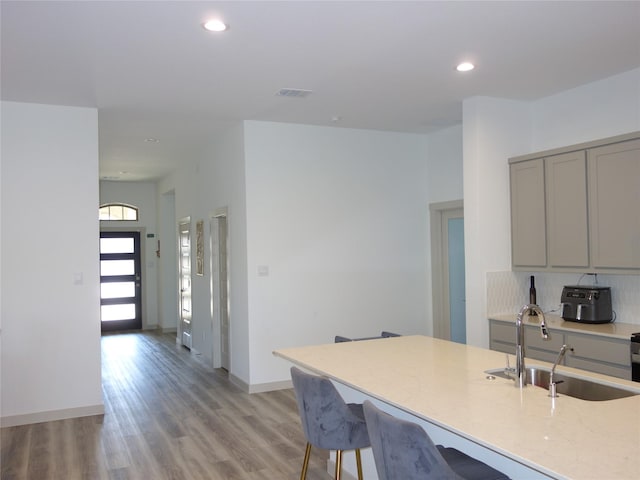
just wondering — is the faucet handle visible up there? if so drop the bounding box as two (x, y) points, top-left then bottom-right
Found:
(504, 354), (515, 376)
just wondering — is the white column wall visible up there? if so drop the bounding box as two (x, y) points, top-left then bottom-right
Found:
(1, 101), (103, 425)
(243, 121), (431, 385)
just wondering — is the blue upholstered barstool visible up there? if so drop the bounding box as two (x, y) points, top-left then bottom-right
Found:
(363, 401), (510, 480)
(290, 367), (370, 480)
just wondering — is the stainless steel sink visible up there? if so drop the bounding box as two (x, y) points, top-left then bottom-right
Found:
(485, 366), (640, 401)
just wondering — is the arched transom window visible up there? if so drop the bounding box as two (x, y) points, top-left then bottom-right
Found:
(99, 203), (139, 221)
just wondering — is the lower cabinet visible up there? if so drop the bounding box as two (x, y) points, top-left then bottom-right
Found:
(489, 319), (631, 380)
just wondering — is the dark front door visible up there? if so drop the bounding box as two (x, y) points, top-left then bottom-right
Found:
(100, 231), (142, 331)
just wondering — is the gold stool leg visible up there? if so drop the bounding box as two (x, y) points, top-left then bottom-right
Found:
(355, 449), (364, 480)
(300, 442), (312, 480)
(334, 449), (343, 480)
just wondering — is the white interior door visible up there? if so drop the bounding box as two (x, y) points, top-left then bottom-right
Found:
(178, 218), (192, 349)
(430, 201), (466, 343)
(211, 212), (230, 371)
(445, 214), (466, 344)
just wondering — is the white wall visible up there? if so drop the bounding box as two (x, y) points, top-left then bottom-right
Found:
(463, 68), (640, 348)
(157, 122), (250, 379)
(243, 121), (431, 385)
(462, 98), (532, 348)
(426, 124), (463, 203)
(532, 68), (640, 150)
(1, 102), (103, 425)
(100, 181), (158, 328)
(158, 190), (177, 331)
(423, 124), (464, 336)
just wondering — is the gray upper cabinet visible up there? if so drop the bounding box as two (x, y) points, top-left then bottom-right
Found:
(509, 132), (640, 273)
(545, 151), (589, 268)
(510, 158), (546, 267)
(588, 139), (640, 269)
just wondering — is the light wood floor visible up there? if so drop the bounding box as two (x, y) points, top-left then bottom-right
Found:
(1, 331), (330, 479)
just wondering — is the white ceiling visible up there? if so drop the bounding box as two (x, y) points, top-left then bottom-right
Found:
(2, 1), (639, 181)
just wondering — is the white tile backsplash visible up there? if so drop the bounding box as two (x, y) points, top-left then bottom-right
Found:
(487, 271), (640, 325)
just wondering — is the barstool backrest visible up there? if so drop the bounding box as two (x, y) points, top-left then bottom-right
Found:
(363, 400), (462, 480)
(290, 367), (370, 450)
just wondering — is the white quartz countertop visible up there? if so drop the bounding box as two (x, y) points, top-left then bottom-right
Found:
(274, 335), (640, 480)
(490, 313), (639, 340)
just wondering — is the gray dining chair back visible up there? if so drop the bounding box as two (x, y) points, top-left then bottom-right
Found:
(290, 367), (370, 480)
(363, 401), (510, 480)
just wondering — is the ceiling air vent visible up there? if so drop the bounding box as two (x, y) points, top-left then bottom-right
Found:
(276, 88), (312, 98)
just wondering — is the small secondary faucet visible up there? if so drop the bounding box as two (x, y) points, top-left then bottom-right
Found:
(515, 304), (549, 388)
(549, 344), (574, 398)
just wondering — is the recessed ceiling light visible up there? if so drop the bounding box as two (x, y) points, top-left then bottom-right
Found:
(144, 137), (159, 143)
(456, 62), (475, 72)
(203, 19), (228, 32)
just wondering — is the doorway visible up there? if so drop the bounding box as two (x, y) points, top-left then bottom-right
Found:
(100, 231), (142, 331)
(210, 210), (230, 371)
(430, 200), (466, 343)
(178, 218), (192, 349)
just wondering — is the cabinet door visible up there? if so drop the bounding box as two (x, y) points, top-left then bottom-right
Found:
(588, 139), (640, 269)
(545, 151), (589, 267)
(510, 159), (546, 267)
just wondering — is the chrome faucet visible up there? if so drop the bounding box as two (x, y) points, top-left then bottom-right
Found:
(549, 344), (574, 398)
(515, 304), (549, 388)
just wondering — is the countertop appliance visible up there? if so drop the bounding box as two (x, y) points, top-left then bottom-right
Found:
(560, 285), (612, 324)
(632, 333), (640, 382)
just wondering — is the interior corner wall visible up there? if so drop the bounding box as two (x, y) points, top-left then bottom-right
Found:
(99, 181), (159, 328)
(463, 68), (640, 349)
(243, 121), (431, 386)
(1, 101), (103, 425)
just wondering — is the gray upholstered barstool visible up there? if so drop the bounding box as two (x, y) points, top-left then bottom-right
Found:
(363, 401), (510, 480)
(290, 367), (370, 480)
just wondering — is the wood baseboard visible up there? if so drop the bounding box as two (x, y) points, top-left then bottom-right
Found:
(1, 404), (105, 428)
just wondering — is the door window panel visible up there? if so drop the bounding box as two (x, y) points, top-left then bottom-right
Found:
(100, 259), (135, 276)
(100, 237), (135, 254)
(101, 282), (136, 299)
(101, 303), (136, 321)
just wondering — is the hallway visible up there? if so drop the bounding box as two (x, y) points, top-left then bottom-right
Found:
(1, 331), (329, 479)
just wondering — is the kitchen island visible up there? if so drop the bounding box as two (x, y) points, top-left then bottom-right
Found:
(274, 335), (640, 480)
